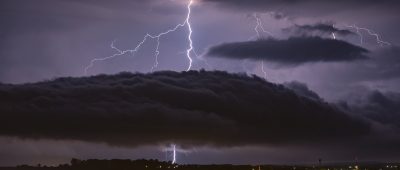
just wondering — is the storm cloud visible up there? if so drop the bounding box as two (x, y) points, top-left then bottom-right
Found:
(338, 90), (400, 128)
(207, 37), (368, 65)
(283, 23), (355, 37)
(201, 0), (400, 15)
(0, 0), (400, 165)
(283, 81), (323, 101)
(0, 71), (369, 147)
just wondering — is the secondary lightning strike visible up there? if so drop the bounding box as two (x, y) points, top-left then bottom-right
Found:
(261, 61), (267, 80)
(252, 13), (271, 80)
(151, 37), (161, 72)
(111, 40), (123, 53)
(84, 0), (195, 75)
(172, 144), (177, 164)
(331, 24), (337, 40)
(346, 24), (391, 46)
(164, 144), (178, 164)
(252, 13), (274, 39)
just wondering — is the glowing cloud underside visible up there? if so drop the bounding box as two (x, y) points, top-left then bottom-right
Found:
(84, 0), (195, 75)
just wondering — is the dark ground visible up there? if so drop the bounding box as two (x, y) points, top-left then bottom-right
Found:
(0, 159), (398, 170)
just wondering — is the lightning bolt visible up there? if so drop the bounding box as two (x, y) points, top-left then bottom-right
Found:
(172, 144), (177, 164)
(248, 13), (273, 41)
(331, 24), (337, 40)
(251, 13), (272, 80)
(260, 60), (267, 80)
(164, 144), (178, 164)
(253, 13), (274, 38)
(346, 24), (391, 46)
(185, 0), (194, 71)
(84, 0), (195, 75)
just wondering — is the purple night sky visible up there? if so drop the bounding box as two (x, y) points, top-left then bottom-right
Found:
(0, 0), (400, 166)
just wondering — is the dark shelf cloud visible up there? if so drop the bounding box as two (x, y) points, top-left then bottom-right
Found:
(207, 37), (368, 65)
(0, 71), (369, 147)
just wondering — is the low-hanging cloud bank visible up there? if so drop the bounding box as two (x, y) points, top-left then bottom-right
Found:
(206, 37), (368, 65)
(0, 71), (369, 147)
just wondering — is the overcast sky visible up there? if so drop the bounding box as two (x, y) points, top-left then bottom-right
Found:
(0, 0), (400, 166)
